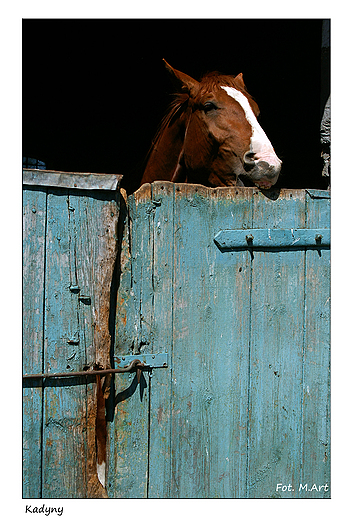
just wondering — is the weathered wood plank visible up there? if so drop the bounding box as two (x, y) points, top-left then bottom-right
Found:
(170, 184), (253, 497)
(23, 168), (122, 191)
(130, 183), (155, 354)
(171, 183), (212, 497)
(213, 186), (253, 498)
(247, 189), (307, 498)
(38, 186), (120, 498)
(23, 186), (47, 498)
(66, 191), (96, 496)
(301, 191), (330, 498)
(67, 189), (120, 497)
(107, 184), (152, 498)
(148, 181), (175, 498)
(42, 188), (87, 498)
(112, 190), (136, 353)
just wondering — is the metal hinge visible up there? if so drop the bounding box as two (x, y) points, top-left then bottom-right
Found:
(214, 228), (330, 250)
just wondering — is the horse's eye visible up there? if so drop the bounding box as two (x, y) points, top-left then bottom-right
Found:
(203, 102), (217, 113)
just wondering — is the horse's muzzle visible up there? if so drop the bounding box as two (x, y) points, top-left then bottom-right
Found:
(243, 154), (282, 189)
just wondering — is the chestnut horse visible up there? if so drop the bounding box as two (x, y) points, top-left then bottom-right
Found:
(140, 60), (282, 189)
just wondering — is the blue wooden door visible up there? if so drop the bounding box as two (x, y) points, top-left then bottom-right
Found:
(107, 182), (330, 498)
(23, 170), (122, 498)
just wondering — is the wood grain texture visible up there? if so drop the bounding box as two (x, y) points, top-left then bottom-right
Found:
(41, 188), (87, 497)
(170, 184), (253, 497)
(23, 180), (120, 498)
(108, 183), (330, 499)
(23, 187), (47, 498)
(247, 190), (306, 498)
(301, 191), (330, 497)
(107, 185), (152, 497)
(148, 181), (175, 498)
(69, 189), (120, 497)
(24, 178), (330, 499)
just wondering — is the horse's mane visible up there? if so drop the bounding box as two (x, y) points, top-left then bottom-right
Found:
(147, 93), (189, 156)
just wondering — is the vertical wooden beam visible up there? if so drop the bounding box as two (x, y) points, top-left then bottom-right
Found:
(68, 189), (120, 497)
(23, 186), (47, 498)
(213, 187), (253, 498)
(148, 181), (175, 498)
(107, 184), (151, 497)
(301, 191), (330, 497)
(42, 188), (87, 498)
(169, 184), (253, 497)
(247, 189), (307, 498)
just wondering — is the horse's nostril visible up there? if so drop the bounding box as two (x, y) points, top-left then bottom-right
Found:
(243, 151), (256, 169)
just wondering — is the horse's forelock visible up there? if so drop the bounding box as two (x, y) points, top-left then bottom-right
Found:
(199, 72), (248, 96)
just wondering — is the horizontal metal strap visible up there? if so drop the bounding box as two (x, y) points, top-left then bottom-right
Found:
(214, 228), (330, 250)
(305, 189), (331, 199)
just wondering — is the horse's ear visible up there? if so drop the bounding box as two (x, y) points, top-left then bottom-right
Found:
(163, 59), (199, 96)
(234, 72), (246, 90)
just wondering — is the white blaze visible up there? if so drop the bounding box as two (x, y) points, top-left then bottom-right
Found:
(221, 86), (281, 168)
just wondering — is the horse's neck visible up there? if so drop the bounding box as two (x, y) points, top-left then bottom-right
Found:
(141, 116), (186, 185)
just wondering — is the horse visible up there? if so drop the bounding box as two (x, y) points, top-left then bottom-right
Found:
(140, 60), (282, 189)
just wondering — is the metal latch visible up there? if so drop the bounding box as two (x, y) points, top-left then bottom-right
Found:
(113, 353), (168, 383)
(23, 353), (168, 381)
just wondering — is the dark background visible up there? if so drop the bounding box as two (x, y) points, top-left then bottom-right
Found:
(22, 19), (330, 194)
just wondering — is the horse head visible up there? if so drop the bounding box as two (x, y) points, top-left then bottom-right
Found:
(141, 60), (282, 189)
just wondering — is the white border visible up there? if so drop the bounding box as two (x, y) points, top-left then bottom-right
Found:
(2, 4), (353, 519)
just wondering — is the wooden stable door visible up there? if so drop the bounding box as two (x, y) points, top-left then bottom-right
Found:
(107, 183), (330, 499)
(23, 170), (122, 499)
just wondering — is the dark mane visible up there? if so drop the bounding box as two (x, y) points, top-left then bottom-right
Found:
(147, 93), (189, 156)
